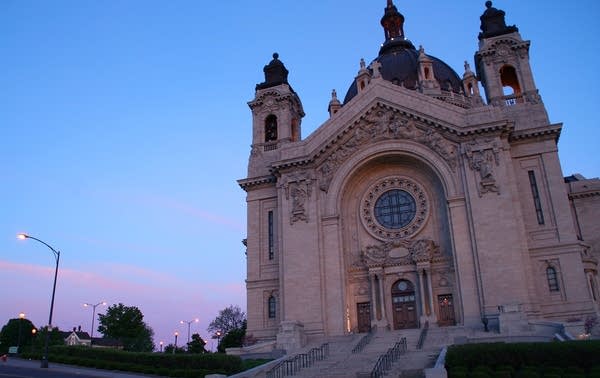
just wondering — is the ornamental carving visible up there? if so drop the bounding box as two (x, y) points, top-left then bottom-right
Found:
(281, 171), (313, 224)
(361, 238), (441, 267)
(317, 105), (458, 192)
(463, 139), (501, 196)
(361, 177), (429, 240)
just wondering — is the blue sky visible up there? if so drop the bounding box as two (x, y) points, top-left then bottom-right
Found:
(2, 1), (599, 349)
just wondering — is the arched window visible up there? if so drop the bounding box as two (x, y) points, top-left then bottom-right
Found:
(265, 115), (278, 142)
(268, 295), (276, 319)
(500, 65), (521, 96)
(546, 267), (559, 292)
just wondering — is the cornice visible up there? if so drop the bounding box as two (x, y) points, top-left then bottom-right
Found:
(237, 175), (277, 191)
(508, 123), (562, 143)
(569, 190), (600, 200)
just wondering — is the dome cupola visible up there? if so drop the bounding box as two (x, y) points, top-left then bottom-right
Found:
(343, 1), (464, 106)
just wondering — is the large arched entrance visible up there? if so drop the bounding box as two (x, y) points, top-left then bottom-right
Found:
(391, 279), (418, 329)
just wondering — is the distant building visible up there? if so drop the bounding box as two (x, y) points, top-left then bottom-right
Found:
(239, 1), (600, 348)
(61, 326), (91, 346)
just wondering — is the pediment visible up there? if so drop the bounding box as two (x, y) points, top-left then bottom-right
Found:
(312, 102), (461, 192)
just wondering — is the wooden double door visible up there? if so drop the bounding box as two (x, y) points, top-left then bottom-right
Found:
(357, 302), (371, 333)
(437, 294), (456, 326)
(392, 280), (418, 329)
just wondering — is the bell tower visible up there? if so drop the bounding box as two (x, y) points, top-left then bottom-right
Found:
(247, 53), (304, 176)
(474, 1), (544, 111)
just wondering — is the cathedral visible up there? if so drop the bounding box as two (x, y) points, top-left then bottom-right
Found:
(238, 1), (600, 346)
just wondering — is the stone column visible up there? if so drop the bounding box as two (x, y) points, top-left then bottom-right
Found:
(417, 269), (427, 317)
(426, 268), (437, 323)
(370, 273), (380, 321)
(378, 273), (388, 325)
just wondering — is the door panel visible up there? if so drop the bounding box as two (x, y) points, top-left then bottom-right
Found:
(357, 302), (371, 333)
(437, 294), (456, 326)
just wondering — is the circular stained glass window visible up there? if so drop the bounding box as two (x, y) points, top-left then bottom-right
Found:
(374, 189), (416, 229)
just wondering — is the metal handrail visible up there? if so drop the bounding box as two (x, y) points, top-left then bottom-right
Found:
(352, 328), (375, 354)
(266, 342), (329, 378)
(370, 337), (407, 378)
(416, 321), (429, 350)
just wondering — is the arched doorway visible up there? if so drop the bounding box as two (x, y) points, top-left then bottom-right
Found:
(391, 279), (418, 329)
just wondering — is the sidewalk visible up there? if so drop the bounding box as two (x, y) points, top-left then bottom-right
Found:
(1, 356), (164, 378)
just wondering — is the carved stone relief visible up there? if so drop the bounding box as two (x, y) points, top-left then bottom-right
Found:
(361, 238), (443, 267)
(463, 139), (501, 196)
(317, 105), (458, 192)
(281, 171), (313, 224)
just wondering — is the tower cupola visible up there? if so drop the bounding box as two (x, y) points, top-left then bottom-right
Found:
(256, 53), (290, 90)
(478, 1), (518, 40)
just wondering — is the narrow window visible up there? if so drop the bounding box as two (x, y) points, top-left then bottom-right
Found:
(546, 267), (559, 292)
(268, 210), (274, 260)
(528, 171), (545, 225)
(265, 115), (277, 142)
(268, 295), (276, 319)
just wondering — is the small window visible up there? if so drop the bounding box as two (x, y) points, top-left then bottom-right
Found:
(265, 115), (277, 142)
(546, 267), (559, 292)
(268, 295), (276, 319)
(268, 211), (274, 260)
(528, 171), (545, 225)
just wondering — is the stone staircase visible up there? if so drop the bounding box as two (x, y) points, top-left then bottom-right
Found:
(290, 328), (434, 378)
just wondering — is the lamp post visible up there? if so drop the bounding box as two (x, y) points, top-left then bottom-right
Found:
(173, 332), (179, 354)
(17, 312), (25, 351)
(83, 301), (106, 346)
(215, 330), (222, 352)
(159, 341), (163, 352)
(17, 233), (60, 368)
(31, 328), (37, 351)
(179, 318), (199, 347)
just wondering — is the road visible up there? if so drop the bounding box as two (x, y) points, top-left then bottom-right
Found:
(0, 358), (161, 378)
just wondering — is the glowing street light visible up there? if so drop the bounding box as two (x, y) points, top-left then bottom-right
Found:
(159, 341), (164, 352)
(17, 233), (60, 369)
(180, 318), (199, 346)
(83, 301), (107, 346)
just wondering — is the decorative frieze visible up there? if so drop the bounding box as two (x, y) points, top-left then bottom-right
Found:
(361, 238), (443, 267)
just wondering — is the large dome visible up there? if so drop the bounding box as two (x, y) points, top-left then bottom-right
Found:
(343, 2), (463, 105)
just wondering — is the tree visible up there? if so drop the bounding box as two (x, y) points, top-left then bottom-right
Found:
(217, 320), (246, 353)
(163, 344), (185, 354)
(187, 333), (208, 354)
(0, 318), (36, 353)
(97, 303), (154, 352)
(207, 305), (246, 335)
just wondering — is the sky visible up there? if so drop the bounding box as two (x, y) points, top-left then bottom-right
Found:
(1, 1), (599, 350)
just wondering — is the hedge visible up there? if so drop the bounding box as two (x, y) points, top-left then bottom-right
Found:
(446, 341), (600, 378)
(20, 346), (250, 377)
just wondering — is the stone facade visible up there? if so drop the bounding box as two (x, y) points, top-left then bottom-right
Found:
(238, 2), (600, 345)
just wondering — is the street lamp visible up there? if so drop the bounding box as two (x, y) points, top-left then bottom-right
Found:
(173, 332), (179, 354)
(159, 341), (163, 352)
(83, 301), (106, 346)
(31, 328), (37, 350)
(215, 330), (222, 351)
(17, 233), (60, 368)
(17, 312), (25, 352)
(179, 318), (199, 346)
